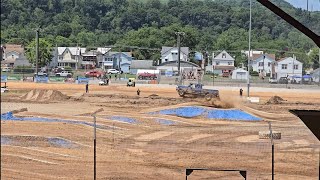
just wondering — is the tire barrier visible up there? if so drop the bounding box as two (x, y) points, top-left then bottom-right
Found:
(259, 131), (281, 139)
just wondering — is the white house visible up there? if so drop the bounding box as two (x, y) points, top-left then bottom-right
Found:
(211, 50), (235, 75)
(1, 44), (25, 67)
(251, 54), (276, 75)
(160, 46), (189, 64)
(274, 56), (303, 81)
(57, 47), (86, 69)
(232, 68), (248, 80)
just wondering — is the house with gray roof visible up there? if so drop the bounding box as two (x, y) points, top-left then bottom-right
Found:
(102, 52), (133, 73)
(130, 60), (155, 74)
(56, 47), (86, 69)
(160, 46), (189, 64)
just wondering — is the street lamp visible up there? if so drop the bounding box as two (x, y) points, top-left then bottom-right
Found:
(91, 108), (104, 180)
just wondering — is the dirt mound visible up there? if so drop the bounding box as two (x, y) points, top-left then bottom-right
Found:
(149, 94), (160, 99)
(266, 96), (285, 104)
(20, 89), (70, 102)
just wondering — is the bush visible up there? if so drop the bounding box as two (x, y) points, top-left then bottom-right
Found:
(64, 66), (73, 73)
(13, 66), (34, 73)
(251, 71), (259, 76)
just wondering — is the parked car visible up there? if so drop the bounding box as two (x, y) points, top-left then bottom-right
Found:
(1, 67), (11, 72)
(34, 71), (48, 76)
(55, 71), (73, 78)
(107, 69), (120, 74)
(268, 78), (277, 84)
(85, 70), (104, 78)
(222, 71), (230, 77)
(278, 77), (288, 84)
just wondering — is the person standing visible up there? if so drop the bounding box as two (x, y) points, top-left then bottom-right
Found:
(239, 88), (243, 97)
(86, 83), (89, 93)
(115, 74), (117, 81)
(137, 89), (141, 96)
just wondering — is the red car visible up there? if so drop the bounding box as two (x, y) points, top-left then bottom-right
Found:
(85, 70), (104, 78)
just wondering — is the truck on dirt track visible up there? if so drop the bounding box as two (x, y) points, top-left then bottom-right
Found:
(176, 83), (219, 101)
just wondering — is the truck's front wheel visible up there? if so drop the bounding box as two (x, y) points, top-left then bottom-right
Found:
(178, 90), (185, 97)
(205, 93), (213, 101)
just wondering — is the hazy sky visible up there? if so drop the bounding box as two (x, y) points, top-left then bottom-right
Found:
(285, 0), (320, 11)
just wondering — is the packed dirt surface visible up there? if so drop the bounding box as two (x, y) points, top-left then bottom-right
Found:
(1, 82), (320, 179)
(266, 95), (286, 104)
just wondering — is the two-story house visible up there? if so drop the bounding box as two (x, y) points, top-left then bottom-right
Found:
(81, 50), (104, 69)
(212, 50), (235, 75)
(103, 52), (133, 73)
(96, 47), (111, 68)
(57, 47), (86, 69)
(1, 44), (25, 67)
(251, 54), (276, 75)
(274, 56), (303, 81)
(160, 46), (189, 64)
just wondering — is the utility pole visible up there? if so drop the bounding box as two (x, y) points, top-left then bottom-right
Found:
(175, 31), (185, 84)
(35, 28), (39, 74)
(118, 46), (121, 74)
(247, 0), (252, 97)
(93, 115), (97, 180)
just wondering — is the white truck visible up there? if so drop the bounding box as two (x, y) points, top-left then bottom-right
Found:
(55, 71), (72, 78)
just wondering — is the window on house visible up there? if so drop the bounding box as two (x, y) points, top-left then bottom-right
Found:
(228, 62), (232, 65)
(222, 53), (226, 58)
(282, 64), (287, 69)
(268, 62), (271, 67)
(165, 59), (168, 62)
(259, 62), (264, 66)
(216, 61), (220, 65)
(294, 65), (298, 69)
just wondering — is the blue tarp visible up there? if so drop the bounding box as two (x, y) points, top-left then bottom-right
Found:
(1, 75), (7, 82)
(302, 75), (312, 78)
(1, 112), (111, 129)
(195, 52), (203, 61)
(151, 106), (262, 121)
(77, 77), (89, 84)
(35, 76), (48, 83)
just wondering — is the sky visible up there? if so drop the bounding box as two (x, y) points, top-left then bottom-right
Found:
(285, 0), (320, 11)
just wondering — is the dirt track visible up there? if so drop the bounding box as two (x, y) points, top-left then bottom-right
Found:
(1, 82), (320, 179)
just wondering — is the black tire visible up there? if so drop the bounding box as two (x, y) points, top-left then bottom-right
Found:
(138, 75), (143, 80)
(67, 74), (71, 78)
(205, 93), (213, 101)
(178, 90), (185, 97)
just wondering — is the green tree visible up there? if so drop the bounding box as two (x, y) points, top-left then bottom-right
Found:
(309, 48), (320, 69)
(25, 38), (53, 67)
